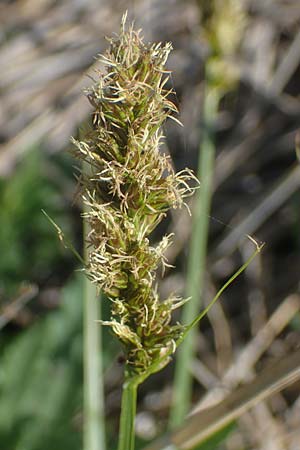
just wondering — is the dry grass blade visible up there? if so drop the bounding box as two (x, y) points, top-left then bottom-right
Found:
(144, 349), (300, 450)
(268, 26), (300, 95)
(213, 163), (300, 259)
(0, 285), (38, 329)
(195, 293), (300, 411)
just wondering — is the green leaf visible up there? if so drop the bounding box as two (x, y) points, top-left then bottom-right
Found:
(0, 276), (83, 450)
(0, 148), (74, 294)
(192, 422), (236, 450)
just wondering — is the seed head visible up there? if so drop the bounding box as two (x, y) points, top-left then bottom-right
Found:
(72, 15), (197, 376)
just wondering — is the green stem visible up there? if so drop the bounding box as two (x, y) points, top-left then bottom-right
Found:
(83, 191), (106, 450)
(170, 85), (220, 427)
(118, 376), (138, 450)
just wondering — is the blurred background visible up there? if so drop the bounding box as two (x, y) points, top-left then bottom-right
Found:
(0, 1), (300, 449)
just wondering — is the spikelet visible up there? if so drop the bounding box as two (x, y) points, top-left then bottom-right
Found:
(72, 14), (197, 376)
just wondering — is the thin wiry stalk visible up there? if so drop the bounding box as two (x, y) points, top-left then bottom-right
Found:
(83, 200), (106, 450)
(170, 86), (220, 427)
(170, 0), (245, 426)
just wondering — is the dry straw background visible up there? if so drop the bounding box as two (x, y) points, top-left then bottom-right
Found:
(1, 1), (300, 449)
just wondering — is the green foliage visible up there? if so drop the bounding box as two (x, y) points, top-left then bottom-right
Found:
(0, 276), (83, 450)
(193, 422), (236, 450)
(0, 149), (73, 294)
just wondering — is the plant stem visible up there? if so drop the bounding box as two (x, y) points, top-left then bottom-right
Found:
(170, 85), (220, 427)
(118, 376), (138, 450)
(83, 205), (106, 450)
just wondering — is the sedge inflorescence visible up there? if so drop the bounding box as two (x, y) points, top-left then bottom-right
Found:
(72, 16), (197, 376)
